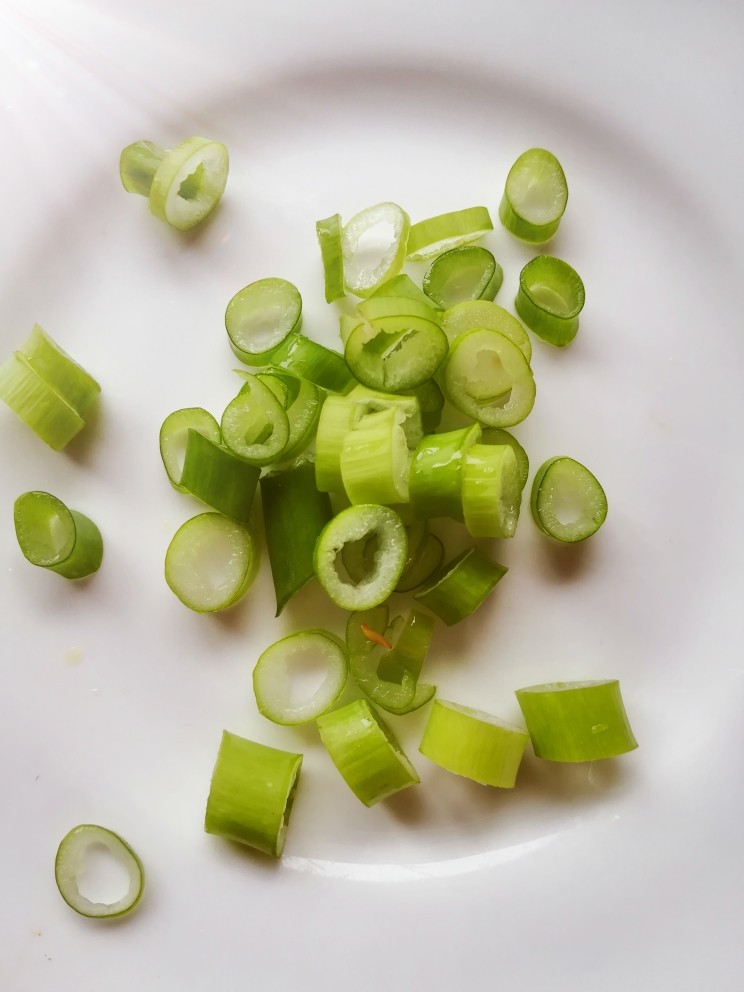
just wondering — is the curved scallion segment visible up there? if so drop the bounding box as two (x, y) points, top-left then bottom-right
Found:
(462, 443), (521, 539)
(220, 375), (290, 466)
(414, 547), (507, 626)
(368, 273), (435, 309)
(269, 332), (355, 394)
(406, 206), (493, 262)
(443, 328), (536, 428)
(253, 629), (348, 726)
(315, 394), (358, 492)
(440, 299), (532, 363)
(317, 699), (420, 806)
(255, 368), (323, 462)
(341, 519), (426, 587)
(54, 825), (144, 919)
(409, 424), (482, 521)
(316, 214), (345, 302)
(346, 385), (422, 448)
(419, 700), (529, 787)
(225, 278), (302, 366)
(423, 246), (503, 309)
(341, 202), (410, 298)
(499, 148), (568, 244)
(204, 731), (302, 857)
(177, 430), (260, 523)
(14, 492), (103, 580)
(515, 680), (637, 762)
(261, 461), (333, 615)
(395, 533), (445, 592)
(531, 456), (608, 542)
(313, 504), (407, 611)
(120, 136), (229, 231)
(340, 408), (410, 505)
(481, 428), (529, 491)
(165, 513), (258, 612)
(515, 256), (585, 347)
(159, 408), (221, 493)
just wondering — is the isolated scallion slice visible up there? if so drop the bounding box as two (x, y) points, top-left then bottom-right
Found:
(220, 374), (290, 466)
(515, 255), (585, 346)
(481, 428), (530, 491)
(0, 353), (86, 450)
(531, 456), (608, 542)
(14, 491), (103, 580)
(316, 213), (345, 302)
(423, 246), (503, 308)
(317, 698), (420, 806)
(462, 443), (521, 539)
(409, 424), (482, 520)
(54, 824), (144, 919)
(159, 408), (222, 492)
(499, 148), (568, 244)
(19, 324), (100, 417)
(414, 547), (507, 626)
(340, 408), (411, 505)
(440, 299), (532, 363)
(120, 136), (229, 231)
(165, 512), (258, 612)
(406, 206), (493, 261)
(225, 278), (302, 366)
(204, 731), (302, 857)
(368, 273), (436, 309)
(419, 700), (529, 787)
(515, 680), (637, 762)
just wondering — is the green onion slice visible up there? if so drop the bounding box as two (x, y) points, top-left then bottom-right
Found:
(225, 278), (302, 366)
(440, 299), (532, 363)
(409, 424), (482, 521)
(159, 408), (221, 492)
(340, 518), (427, 591)
(419, 700), (529, 787)
(54, 824), (144, 919)
(515, 255), (585, 347)
(414, 546), (507, 626)
(341, 202), (410, 298)
(515, 680), (638, 762)
(120, 136), (229, 231)
(480, 427), (529, 491)
(406, 206), (493, 262)
(221, 374), (290, 466)
(255, 368), (323, 462)
(345, 311), (448, 393)
(499, 148), (568, 244)
(346, 385), (422, 448)
(316, 698), (420, 806)
(394, 533), (445, 593)
(367, 273), (436, 309)
(423, 246), (503, 309)
(165, 512), (258, 612)
(443, 328), (536, 428)
(406, 379), (444, 433)
(18, 324), (100, 417)
(14, 491), (103, 580)
(204, 731), (302, 857)
(0, 354), (85, 450)
(531, 456), (608, 542)
(315, 393), (359, 492)
(316, 213), (345, 302)
(462, 443), (521, 539)
(253, 629), (348, 725)
(178, 430), (260, 523)
(269, 332), (355, 394)
(314, 504), (407, 610)
(340, 408), (411, 505)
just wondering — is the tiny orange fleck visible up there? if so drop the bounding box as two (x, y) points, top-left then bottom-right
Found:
(360, 624), (392, 651)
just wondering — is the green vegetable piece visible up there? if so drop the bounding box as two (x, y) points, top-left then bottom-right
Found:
(55, 824), (144, 918)
(530, 455), (608, 542)
(515, 255), (585, 346)
(14, 491), (103, 580)
(423, 245), (503, 309)
(499, 148), (568, 244)
(414, 547), (507, 626)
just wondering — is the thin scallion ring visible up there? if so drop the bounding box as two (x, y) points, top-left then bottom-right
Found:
(55, 824), (144, 919)
(515, 255), (585, 346)
(406, 206), (493, 261)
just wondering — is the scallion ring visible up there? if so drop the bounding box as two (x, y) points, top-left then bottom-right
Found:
(499, 147), (568, 244)
(341, 202), (410, 298)
(54, 824), (144, 919)
(406, 206), (493, 262)
(423, 245), (503, 309)
(515, 255), (585, 347)
(225, 278), (302, 366)
(14, 491), (103, 580)
(530, 456), (608, 542)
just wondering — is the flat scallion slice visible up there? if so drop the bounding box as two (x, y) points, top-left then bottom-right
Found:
(225, 278), (302, 366)
(367, 273), (436, 309)
(419, 700), (529, 787)
(409, 424), (482, 520)
(120, 136), (229, 231)
(530, 456), (608, 542)
(341, 202), (410, 298)
(423, 246), (503, 308)
(178, 430), (260, 523)
(313, 504), (407, 610)
(481, 427), (530, 491)
(414, 546), (507, 626)
(316, 698), (420, 806)
(515, 680), (638, 762)
(165, 512), (258, 612)
(394, 532), (445, 592)
(255, 368), (323, 462)
(159, 408), (222, 492)
(462, 443), (521, 539)
(220, 374), (290, 466)
(499, 148), (568, 244)
(406, 206), (493, 261)
(269, 332), (355, 394)
(340, 408), (411, 504)
(440, 299), (532, 362)
(515, 255), (585, 346)
(14, 491), (103, 580)
(54, 824), (144, 919)
(316, 213), (345, 302)
(204, 731), (302, 857)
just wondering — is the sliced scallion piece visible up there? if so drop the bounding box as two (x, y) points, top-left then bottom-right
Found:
(253, 629), (348, 725)
(220, 374), (290, 466)
(406, 206), (493, 262)
(225, 278), (302, 366)
(54, 824), (144, 919)
(341, 202), (410, 298)
(316, 213), (345, 302)
(440, 299), (532, 363)
(316, 698), (420, 806)
(177, 430), (260, 523)
(515, 680), (638, 762)
(499, 148), (568, 244)
(367, 273), (436, 309)
(531, 456), (608, 542)
(0, 353), (85, 450)
(515, 255), (585, 346)
(255, 368), (323, 462)
(340, 408), (411, 505)
(414, 547), (507, 626)
(269, 332), (355, 394)
(481, 427), (530, 491)
(340, 518), (427, 590)
(406, 379), (444, 433)
(423, 246), (503, 309)
(419, 700), (529, 787)
(19, 324), (100, 418)
(159, 408), (221, 493)
(204, 731), (302, 857)
(462, 443), (521, 539)
(14, 491), (103, 580)
(346, 385), (422, 448)
(409, 424), (482, 521)
(394, 532), (444, 592)
(315, 394), (359, 492)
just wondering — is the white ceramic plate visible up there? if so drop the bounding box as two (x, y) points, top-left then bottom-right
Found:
(1, 1), (743, 987)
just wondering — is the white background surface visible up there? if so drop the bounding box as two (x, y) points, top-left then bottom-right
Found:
(1, 0), (743, 988)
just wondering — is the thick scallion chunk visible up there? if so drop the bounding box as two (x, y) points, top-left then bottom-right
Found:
(340, 407), (411, 505)
(480, 427), (530, 491)
(461, 443), (521, 538)
(499, 148), (568, 244)
(225, 278), (303, 366)
(408, 424), (482, 521)
(530, 456), (608, 542)
(14, 491), (103, 580)
(423, 245), (503, 308)
(515, 255), (585, 346)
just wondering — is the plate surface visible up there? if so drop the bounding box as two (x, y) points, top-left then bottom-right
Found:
(1, 1), (743, 988)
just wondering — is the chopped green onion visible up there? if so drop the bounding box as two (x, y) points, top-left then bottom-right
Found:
(481, 427), (530, 491)
(220, 374), (290, 466)
(499, 148), (568, 244)
(14, 491), (103, 580)
(443, 328), (536, 428)
(255, 368), (323, 462)
(367, 273), (436, 309)
(204, 730), (302, 857)
(461, 443), (521, 539)
(313, 504), (407, 610)
(165, 512), (258, 612)
(0, 354), (86, 450)
(341, 202), (410, 297)
(341, 518), (426, 587)
(159, 408), (221, 492)
(423, 246), (503, 309)
(225, 278), (302, 366)
(408, 424), (482, 520)
(340, 408), (411, 505)
(406, 379), (444, 433)
(316, 699), (419, 806)
(515, 680), (638, 762)
(316, 213), (345, 302)
(269, 332), (355, 394)
(440, 299), (532, 363)
(54, 824), (144, 919)
(315, 394), (359, 492)
(406, 206), (493, 261)
(395, 532), (445, 592)
(419, 700), (529, 787)
(18, 324), (100, 418)
(120, 136), (229, 231)
(530, 456), (608, 542)
(177, 430), (260, 523)
(253, 629), (348, 725)
(515, 255), (585, 346)
(346, 385), (422, 448)
(414, 546), (507, 626)
(260, 461), (333, 615)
